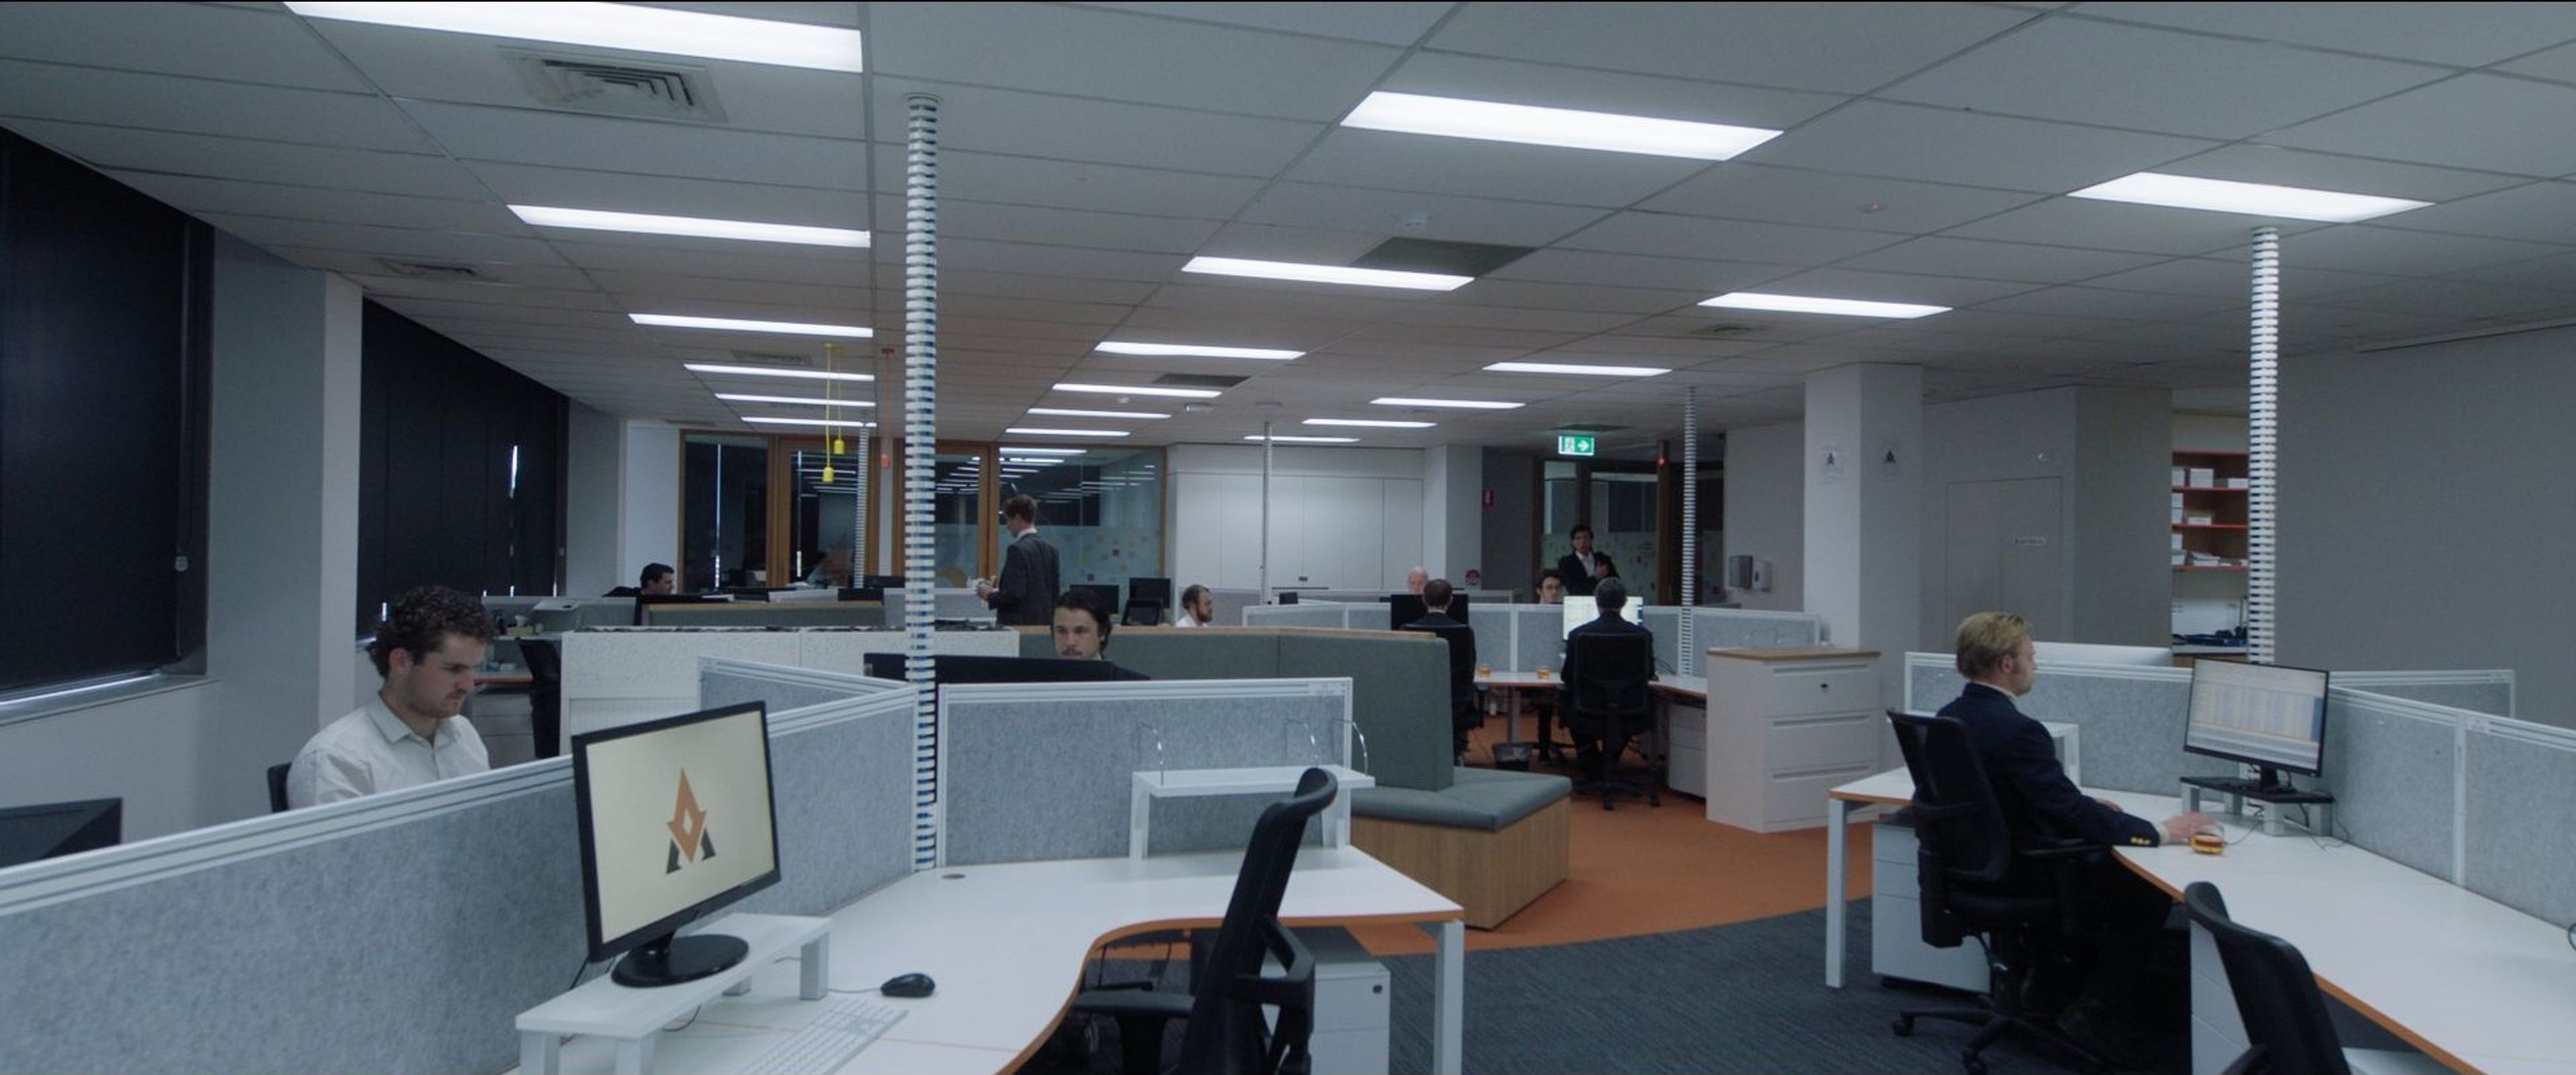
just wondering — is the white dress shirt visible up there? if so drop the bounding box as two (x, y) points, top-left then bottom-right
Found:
(1175, 610), (1207, 627)
(286, 695), (488, 808)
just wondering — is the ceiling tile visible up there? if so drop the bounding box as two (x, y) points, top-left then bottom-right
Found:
(2078, 256), (2403, 300)
(870, 1), (1401, 121)
(1436, 278), (1703, 315)
(2264, 74), (2576, 177)
(1556, 211), (1906, 265)
(1283, 128), (1711, 207)
(2496, 39), (2576, 85)
(2440, 250), (2576, 291)
(1, 119), (484, 199)
(0, 60), (434, 152)
(106, 172), (523, 233)
(2151, 144), (2528, 203)
(1943, 198), (2329, 256)
(1197, 222), (1391, 265)
(1744, 266), (2044, 307)
(1972, 285), (2239, 321)
(464, 162), (867, 225)
(872, 148), (1265, 219)
(2367, 181), (2576, 245)
(1426, 2), (2034, 95)
(870, 76), (1323, 177)
(0, 2), (369, 91)
(1639, 163), (2041, 236)
(2255, 225), (2569, 276)
(197, 212), (571, 266)
(1487, 250), (1796, 293)
(1238, 183), (1608, 248)
(404, 101), (865, 185)
(2300, 278), (2575, 321)
(874, 195), (1221, 254)
(1882, 18), (2445, 139)
(550, 239), (872, 286)
(1746, 101), (2217, 193)
(263, 246), (599, 290)
(1375, 50), (1846, 132)
(1069, 3), (1454, 46)
(2074, 2), (2576, 68)
(1833, 236), (2169, 283)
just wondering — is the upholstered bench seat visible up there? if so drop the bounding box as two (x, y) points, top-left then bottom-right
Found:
(1350, 768), (1570, 928)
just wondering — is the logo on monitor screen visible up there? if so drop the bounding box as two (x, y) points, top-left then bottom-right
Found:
(663, 770), (717, 874)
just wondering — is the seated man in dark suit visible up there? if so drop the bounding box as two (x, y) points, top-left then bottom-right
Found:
(1397, 578), (1478, 756)
(1940, 611), (2209, 1053)
(1557, 578), (1653, 781)
(602, 562), (674, 599)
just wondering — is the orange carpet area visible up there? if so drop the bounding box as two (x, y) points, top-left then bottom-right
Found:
(1344, 715), (1878, 958)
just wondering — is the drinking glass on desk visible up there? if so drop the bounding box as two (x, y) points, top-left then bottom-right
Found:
(1534, 667), (1550, 681)
(1476, 662), (1491, 678)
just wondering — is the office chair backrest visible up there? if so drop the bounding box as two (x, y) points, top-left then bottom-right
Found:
(2182, 882), (2352, 1075)
(267, 762), (292, 813)
(1121, 600), (1164, 627)
(1886, 711), (2017, 888)
(1175, 766), (1337, 1075)
(1568, 631), (1653, 724)
(519, 638), (565, 760)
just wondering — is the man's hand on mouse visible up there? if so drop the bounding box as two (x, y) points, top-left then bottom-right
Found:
(2161, 811), (2217, 843)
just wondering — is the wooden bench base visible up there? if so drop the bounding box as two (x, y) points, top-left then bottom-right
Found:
(1351, 797), (1568, 929)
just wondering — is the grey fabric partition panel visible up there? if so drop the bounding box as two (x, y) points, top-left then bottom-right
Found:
(2318, 692), (2458, 882)
(1906, 658), (2233, 795)
(1277, 633), (1455, 792)
(700, 666), (881, 715)
(1242, 605), (1346, 629)
(1512, 607), (1564, 672)
(1468, 606), (1515, 668)
(1644, 609), (1681, 673)
(2334, 672), (2514, 718)
(938, 681), (1351, 864)
(1087, 631), (1282, 682)
(734, 695), (918, 919)
(1211, 588), (1260, 627)
(649, 603), (886, 627)
(1694, 609), (1823, 652)
(2460, 721), (2576, 927)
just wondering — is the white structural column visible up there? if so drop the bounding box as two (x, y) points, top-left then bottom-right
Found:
(1803, 364), (1923, 712)
(1421, 446), (1482, 582)
(2247, 227), (2280, 664)
(1680, 389), (1699, 673)
(1258, 421), (1273, 598)
(902, 93), (941, 868)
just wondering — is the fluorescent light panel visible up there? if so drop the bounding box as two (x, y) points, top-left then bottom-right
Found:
(716, 393), (875, 407)
(635, 313), (871, 338)
(686, 363), (872, 383)
(998, 447), (1087, 455)
(2069, 172), (2430, 223)
(1342, 91), (1780, 161)
(1004, 427), (1131, 438)
(1701, 292), (1949, 319)
(1305, 418), (1435, 429)
(1484, 361), (1671, 377)
(1028, 407), (1169, 419)
(1246, 435), (1358, 444)
(1181, 256), (1470, 292)
(1095, 341), (1303, 360)
(1054, 382), (1221, 399)
(282, 3), (865, 72)
(511, 205), (867, 247)
(746, 417), (874, 429)
(1371, 397), (1523, 410)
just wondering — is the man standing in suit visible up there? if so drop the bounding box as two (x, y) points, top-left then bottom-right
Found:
(976, 495), (1061, 626)
(1558, 577), (1652, 780)
(1554, 523), (1615, 597)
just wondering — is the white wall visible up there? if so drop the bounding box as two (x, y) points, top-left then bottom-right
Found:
(1421, 446), (1483, 585)
(1167, 444), (1426, 592)
(619, 420), (681, 586)
(563, 403), (624, 597)
(1722, 422), (1804, 612)
(2278, 326), (2576, 728)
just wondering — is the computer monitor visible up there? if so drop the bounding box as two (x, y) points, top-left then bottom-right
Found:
(861, 574), (906, 590)
(1069, 582), (1120, 611)
(861, 653), (1140, 685)
(1387, 592), (1469, 631)
(2184, 660), (2330, 789)
(571, 702), (781, 987)
(1562, 593), (1644, 638)
(1127, 576), (1173, 609)
(0, 798), (121, 870)
(635, 593), (723, 625)
(838, 586), (884, 603)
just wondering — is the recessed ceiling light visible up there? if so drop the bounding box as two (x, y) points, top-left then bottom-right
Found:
(1095, 341), (1304, 360)
(745, 417), (875, 429)
(1004, 427), (1132, 438)
(282, 2), (865, 73)
(1371, 397), (1523, 410)
(1342, 91), (1781, 161)
(1027, 407), (1169, 420)
(685, 363), (873, 383)
(2068, 172), (2431, 222)
(1701, 292), (1949, 319)
(1304, 418), (1435, 429)
(716, 393), (875, 407)
(511, 205), (868, 247)
(1182, 256), (1470, 292)
(635, 313), (871, 338)
(1484, 362), (1672, 377)
(998, 446), (1087, 455)
(1054, 382), (1222, 399)
(1246, 434), (1359, 444)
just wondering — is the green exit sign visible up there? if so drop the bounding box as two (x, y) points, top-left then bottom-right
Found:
(1557, 434), (1596, 457)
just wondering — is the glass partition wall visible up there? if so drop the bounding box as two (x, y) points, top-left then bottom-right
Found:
(996, 447), (1163, 591)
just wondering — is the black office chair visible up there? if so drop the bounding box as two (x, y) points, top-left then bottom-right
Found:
(1399, 620), (1479, 760)
(2181, 882), (2353, 1075)
(1126, 577), (1173, 627)
(1564, 631), (1658, 810)
(1069, 767), (1335, 1075)
(520, 638), (564, 760)
(1123, 601), (1165, 627)
(1886, 711), (2115, 1075)
(266, 762), (293, 813)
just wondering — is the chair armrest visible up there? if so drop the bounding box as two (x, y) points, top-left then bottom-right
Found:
(1069, 988), (1193, 1021)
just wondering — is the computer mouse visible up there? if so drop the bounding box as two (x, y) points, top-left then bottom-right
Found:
(881, 972), (936, 999)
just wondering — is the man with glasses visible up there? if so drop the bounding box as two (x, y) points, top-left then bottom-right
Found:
(976, 495), (1061, 627)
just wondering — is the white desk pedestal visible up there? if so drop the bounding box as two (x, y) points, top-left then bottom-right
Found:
(1130, 766), (1374, 859)
(517, 913), (831, 1075)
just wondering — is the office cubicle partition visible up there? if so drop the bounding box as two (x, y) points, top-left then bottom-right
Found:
(0, 663), (913, 1075)
(561, 627), (1020, 744)
(2331, 669), (2516, 718)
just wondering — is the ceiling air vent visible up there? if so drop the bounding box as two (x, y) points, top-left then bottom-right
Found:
(506, 50), (729, 123)
(378, 259), (487, 281)
(1690, 322), (1765, 337)
(1350, 237), (1536, 277)
(1153, 372), (1250, 389)
(1556, 423), (1630, 435)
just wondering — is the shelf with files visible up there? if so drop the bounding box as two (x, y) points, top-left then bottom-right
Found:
(2171, 450), (2249, 647)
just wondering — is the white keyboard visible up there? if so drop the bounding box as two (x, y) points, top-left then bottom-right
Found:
(738, 994), (907, 1074)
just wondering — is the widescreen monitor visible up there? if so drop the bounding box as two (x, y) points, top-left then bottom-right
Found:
(2184, 660), (2330, 788)
(1127, 576), (1173, 609)
(1068, 582), (1121, 611)
(572, 702), (780, 987)
(861, 653), (1140, 685)
(0, 798), (121, 870)
(1387, 592), (1469, 631)
(1562, 594), (1645, 639)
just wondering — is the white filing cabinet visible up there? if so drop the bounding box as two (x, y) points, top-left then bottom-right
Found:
(1291, 927), (1391, 1075)
(1661, 693), (1709, 798)
(1871, 721), (2082, 991)
(1701, 648), (1882, 832)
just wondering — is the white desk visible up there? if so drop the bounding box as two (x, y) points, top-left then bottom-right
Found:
(525, 847), (1466, 1075)
(1473, 670), (1554, 744)
(1824, 769), (2576, 1075)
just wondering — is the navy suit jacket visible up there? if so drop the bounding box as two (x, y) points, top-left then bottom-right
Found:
(1937, 682), (2159, 849)
(985, 529), (1061, 626)
(1555, 552), (1615, 597)
(1558, 615), (1654, 721)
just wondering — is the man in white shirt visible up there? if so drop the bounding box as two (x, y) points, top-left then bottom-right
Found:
(1175, 584), (1215, 628)
(288, 586), (498, 808)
